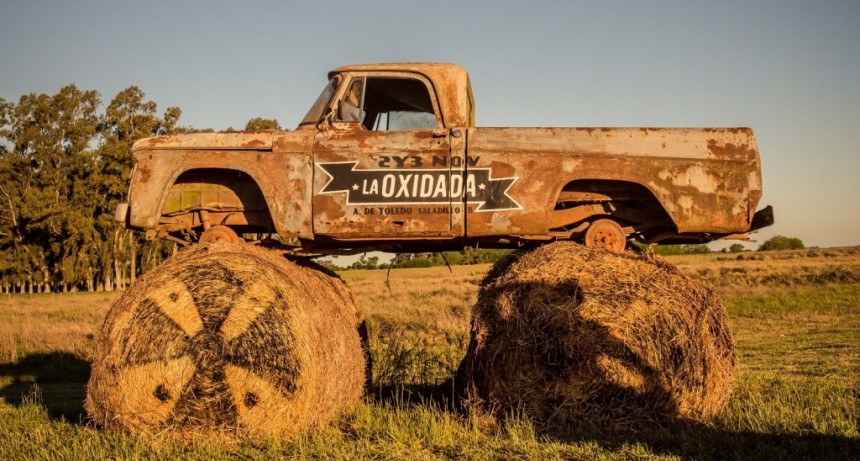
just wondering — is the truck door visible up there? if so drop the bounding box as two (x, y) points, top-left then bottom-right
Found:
(312, 74), (455, 238)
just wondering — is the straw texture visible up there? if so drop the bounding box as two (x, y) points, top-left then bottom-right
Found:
(86, 243), (365, 438)
(459, 242), (736, 427)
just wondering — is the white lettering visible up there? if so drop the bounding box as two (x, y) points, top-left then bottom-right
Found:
(433, 175), (447, 198)
(382, 175), (396, 198)
(465, 174), (477, 198)
(450, 174), (463, 198)
(420, 175), (434, 197)
(396, 174), (413, 198)
(363, 179), (379, 195)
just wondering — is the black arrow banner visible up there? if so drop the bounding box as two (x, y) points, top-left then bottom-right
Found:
(317, 162), (521, 212)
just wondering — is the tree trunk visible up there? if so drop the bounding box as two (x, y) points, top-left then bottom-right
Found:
(42, 269), (52, 293)
(114, 256), (122, 291)
(112, 229), (121, 291)
(103, 269), (113, 292)
(130, 234), (137, 284)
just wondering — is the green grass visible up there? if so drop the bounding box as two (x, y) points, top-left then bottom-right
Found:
(725, 284), (860, 317)
(724, 284), (860, 380)
(1, 253), (859, 460)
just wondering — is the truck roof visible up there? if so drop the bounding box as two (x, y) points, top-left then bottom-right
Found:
(329, 62), (475, 128)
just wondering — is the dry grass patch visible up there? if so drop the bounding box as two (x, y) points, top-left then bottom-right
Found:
(0, 292), (117, 362)
(669, 247), (860, 293)
(342, 265), (484, 387)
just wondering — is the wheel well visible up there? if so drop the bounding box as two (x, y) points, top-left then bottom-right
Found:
(551, 179), (675, 234)
(161, 168), (274, 233)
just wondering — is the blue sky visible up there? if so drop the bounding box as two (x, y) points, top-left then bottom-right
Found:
(2, 0), (858, 248)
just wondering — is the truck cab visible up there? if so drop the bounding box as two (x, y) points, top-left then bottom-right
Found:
(307, 64), (474, 241)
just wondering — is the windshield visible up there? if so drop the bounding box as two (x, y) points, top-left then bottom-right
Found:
(299, 77), (338, 126)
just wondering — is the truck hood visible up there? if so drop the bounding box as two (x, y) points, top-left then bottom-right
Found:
(132, 131), (276, 151)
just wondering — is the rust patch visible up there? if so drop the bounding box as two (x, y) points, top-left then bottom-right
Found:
(242, 140), (268, 149)
(487, 160), (516, 177)
(137, 165), (152, 183)
(707, 140), (753, 162)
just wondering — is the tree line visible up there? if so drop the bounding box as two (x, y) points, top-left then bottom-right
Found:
(324, 248), (513, 271)
(323, 234), (809, 272)
(0, 85), (186, 293)
(0, 85), (284, 294)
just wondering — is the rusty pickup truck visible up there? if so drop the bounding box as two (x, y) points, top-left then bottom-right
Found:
(116, 63), (773, 254)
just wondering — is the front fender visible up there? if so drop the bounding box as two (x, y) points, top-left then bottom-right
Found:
(128, 149), (314, 239)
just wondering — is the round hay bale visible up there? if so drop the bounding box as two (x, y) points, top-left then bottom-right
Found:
(86, 242), (366, 438)
(459, 242), (736, 427)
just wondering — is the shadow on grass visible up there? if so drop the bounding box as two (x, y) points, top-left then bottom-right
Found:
(369, 380), (461, 412)
(372, 383), (859, 460)
(370, 362), (859, 461)
(529, 416), (859, 461)
(0, 351), (91, 424)
(555, 421), (860, 461)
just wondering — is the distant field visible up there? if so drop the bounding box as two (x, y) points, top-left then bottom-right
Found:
(1, 248), (858, 460)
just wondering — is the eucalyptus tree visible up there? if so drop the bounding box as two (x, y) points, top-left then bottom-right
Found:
(97, 86), (181, 289)
(0, 86), (100, 292)
(245, 117), (281, 131)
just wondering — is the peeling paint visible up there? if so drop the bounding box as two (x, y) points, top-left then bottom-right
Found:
(669, 165), (720, 194)
(677, 195), (695, 215)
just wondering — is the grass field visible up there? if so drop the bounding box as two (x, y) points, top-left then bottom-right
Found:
(1, 248), (858, 460)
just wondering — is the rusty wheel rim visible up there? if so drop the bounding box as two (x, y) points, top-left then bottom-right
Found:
(584, 219), (626, 253)
(199, 226), (242, 244)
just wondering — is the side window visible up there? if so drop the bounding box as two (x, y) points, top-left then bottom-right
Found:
(337, 77), (438, 131)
